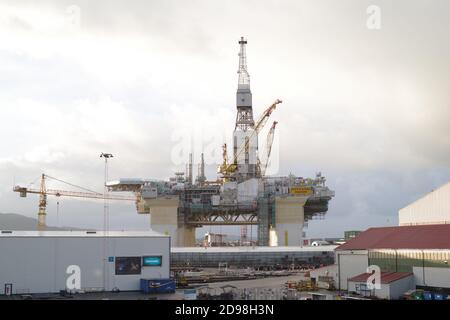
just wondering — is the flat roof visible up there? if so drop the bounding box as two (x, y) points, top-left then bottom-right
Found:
(171, 245), (337, 253)
(0, 230), (168, 238)
(106, 179), (145, 186)
(348, 272), (413, 284)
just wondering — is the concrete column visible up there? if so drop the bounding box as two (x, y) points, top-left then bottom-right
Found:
(142, 196), (197, 247)
(176, 226), (196, 247)
(273, 196), (308, 246)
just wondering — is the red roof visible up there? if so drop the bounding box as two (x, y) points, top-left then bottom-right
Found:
(348, 272), (413, 284)
(336, 224), (450, 250)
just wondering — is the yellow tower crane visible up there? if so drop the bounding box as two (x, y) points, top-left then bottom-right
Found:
(13, 173), (136, 231)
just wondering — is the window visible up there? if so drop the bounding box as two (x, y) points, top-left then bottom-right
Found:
(355, 283), (372, 297)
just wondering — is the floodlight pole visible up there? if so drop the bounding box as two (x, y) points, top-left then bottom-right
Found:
(100, 152), (113, 291)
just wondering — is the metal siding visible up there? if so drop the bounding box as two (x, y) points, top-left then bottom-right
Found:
(413, 266), (450, 288)
(337, 251), (369, 290)
(399, 181), (450, 225)
(0, 235), (170, 294)
(388, 275), (414, 299)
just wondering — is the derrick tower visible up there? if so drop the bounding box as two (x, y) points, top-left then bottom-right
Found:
(234, 37), (258, 181)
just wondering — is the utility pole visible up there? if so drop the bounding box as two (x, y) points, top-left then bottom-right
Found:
(100, 152), (113, 292)
(56, 201), (59, 228)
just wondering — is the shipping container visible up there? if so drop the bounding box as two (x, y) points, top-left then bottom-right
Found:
(140, 278), (176, 294)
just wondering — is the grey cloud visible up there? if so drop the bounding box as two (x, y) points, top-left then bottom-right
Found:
(1, 0), (449, 237)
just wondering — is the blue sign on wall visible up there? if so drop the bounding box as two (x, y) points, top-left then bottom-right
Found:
(108, 256), (114, 262)
(142, 256), (162, 266)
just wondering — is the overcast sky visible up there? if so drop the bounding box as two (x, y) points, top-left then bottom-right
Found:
(0, 0), (449, 238)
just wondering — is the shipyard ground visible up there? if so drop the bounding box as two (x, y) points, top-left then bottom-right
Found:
(0, 273), (335, 300)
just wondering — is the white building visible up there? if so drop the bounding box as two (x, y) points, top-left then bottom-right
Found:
(399, 181), (450, 226)
(309, 264), (338, 289)
(0, 230), (170, 295)
(311, 240), (330, 247)
(332, 182), (450, 299)
(335, 224), (450, 295)
(347, 272), (414, 300)
(203, 232), (227, 247)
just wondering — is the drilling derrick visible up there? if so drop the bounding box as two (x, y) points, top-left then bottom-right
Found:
(234, 37), (257, 182)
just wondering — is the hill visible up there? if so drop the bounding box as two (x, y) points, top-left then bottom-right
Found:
(0, 213), (80, 231)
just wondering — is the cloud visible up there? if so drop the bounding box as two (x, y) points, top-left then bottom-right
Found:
(0, 0), (449, 236)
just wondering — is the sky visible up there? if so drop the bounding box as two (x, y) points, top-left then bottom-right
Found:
(0, 0), (449, 238)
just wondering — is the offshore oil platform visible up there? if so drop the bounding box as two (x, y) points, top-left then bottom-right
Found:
(106, 37), (335, 247)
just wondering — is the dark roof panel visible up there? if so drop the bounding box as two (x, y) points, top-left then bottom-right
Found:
(336, 224), (450, 250)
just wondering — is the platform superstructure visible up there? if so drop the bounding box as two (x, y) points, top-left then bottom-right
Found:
(107, 37), (335, 247)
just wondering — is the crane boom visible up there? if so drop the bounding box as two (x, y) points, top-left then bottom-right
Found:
(13, 174), (136, 231)
(14, 186), (135, 201)
(261, 121), (278, 176)
(253, 99), (281, 135)
(220, 99), (282, 178)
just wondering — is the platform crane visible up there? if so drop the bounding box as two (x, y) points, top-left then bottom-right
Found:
(260, 121), (278, 176)
(218, 143), (231, 181)
(13, 174), (136, 231)
(219, 99), (282, 179)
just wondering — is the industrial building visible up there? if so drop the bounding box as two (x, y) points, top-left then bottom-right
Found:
(320, 180), (450, 298)
(309, 264), (338, 290)
(344, 230), (361, 241)
(335, 224), (450, 294)
(0, 230), (170, 295)
(105, 37), (335, 247)
(399, 180), (450, 226)
(203, 232), (227, 247)
(171, 246), (336, 268)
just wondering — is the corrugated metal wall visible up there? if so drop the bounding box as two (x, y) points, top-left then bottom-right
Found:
(399, 181), (450, 225)
(0, 235), (170, 294)
(368, 249), (450, 273)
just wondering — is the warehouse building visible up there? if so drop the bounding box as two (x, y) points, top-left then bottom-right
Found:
(399, 180), (450, 226)
(335, 224), (450, 294)
(0, 230), (170, 295)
